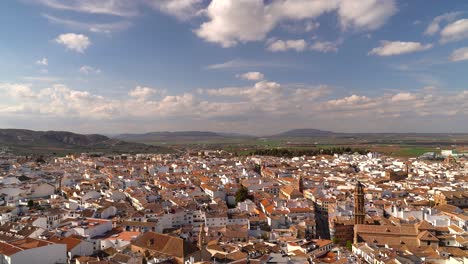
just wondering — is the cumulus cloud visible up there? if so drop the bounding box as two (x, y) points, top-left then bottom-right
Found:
(35, 58), (48, 66)
(424, 11), (462, 36)
(55, 33), (91, 53)
(267, 39), (307, 52)
(195, 0), (276, 47)
(237, 72), (265, 81)
(369, 41), (432, 56)
(148, 0), (203, 20)
(440, 19), (468, 43)
(327, 94), (373, 108)
(195, 0), (397, 47)
(128, 86), (165, 101)
(391, 92), (417, 102)
(0, 83), (37, 99)
(1, 81), (467, 133)
(449, 47), (468, 62)
(79, 66), (101, 75)
(338, 0), (397, 31)
(310, 40), (341, 53)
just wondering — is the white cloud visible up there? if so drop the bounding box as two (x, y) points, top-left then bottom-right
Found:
(237, 72), (264, 81)
(1, 80), (467, 133)
(267, 39), (307, 52)
(35, 0), (139, 17)
(79, 66), (101, 75)
(268, 0), (340, 20)
(440, 19), (468, 43)
(424, 11), (462, 36)
(449, 47), (468, 62)
(327, 94), (372, 107)
(338, 0), (397, 31)
(36, 0), (207, 23)
(310, 40), (341, 53)
(391, 92), (416, 102)
(148, 0), (203, 20)
(205, 59), (286, 70)
(369, 41), (432, 56)
(55, 33), (91, 53)
(195, 0), (397, 47)
(43, 14), (131, 34)
(0, 83), (36, 99)
(35, 58), (48, 66)
(305, 21), (320, 32)
(195, 0), (276, 47)
(128, 86), (165, 101)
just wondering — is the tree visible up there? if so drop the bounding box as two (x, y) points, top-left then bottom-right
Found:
(235, 185), (249, 203)
(346, 240), (353, 251)
(253, 164), (262, 174)
(27, 200), (34, 208)
(332, 237), (340, 244)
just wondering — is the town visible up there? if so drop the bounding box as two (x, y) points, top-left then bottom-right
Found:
(0, 150), (466, 264)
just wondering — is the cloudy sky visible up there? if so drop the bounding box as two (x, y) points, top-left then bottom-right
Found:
(1, 0), (468, 135)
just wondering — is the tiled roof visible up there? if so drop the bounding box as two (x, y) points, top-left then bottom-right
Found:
(131, 232), (199, 258)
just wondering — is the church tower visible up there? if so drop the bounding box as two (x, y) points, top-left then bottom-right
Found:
(298, 175), (304, 193)
(354, 181), (365, 244)
(198, 223), (206, 249)
(354, 181), (365, 225)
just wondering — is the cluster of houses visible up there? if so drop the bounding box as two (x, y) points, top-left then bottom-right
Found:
(0, 150), (466, 263)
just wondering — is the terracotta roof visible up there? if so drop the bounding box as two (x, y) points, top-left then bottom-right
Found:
(417, 231), (439, 242)
(0, 238), (55, 256)
(48, 236), (82, 251)
(416, 220), (435, 231)
(131, 232), (199, 258)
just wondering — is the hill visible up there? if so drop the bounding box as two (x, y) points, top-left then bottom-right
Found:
(0, 129), (172, 155)
(114, 131), (252, 144)
(270, 128), (335, 137)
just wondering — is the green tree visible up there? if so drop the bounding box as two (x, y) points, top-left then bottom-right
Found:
(235, 185), (249, 203)
(346, 240), (353, 250)
(27, 200), (34, 208)
(332, 237), (340, 244)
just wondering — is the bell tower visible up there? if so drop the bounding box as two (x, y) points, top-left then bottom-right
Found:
(298, 175), (304, 193)
(354, 181), (365, 244)
(354, 181), (365, 225)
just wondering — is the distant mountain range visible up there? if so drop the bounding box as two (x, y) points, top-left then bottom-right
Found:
(0, 129), (171, 155)
(112, 128), (468, 147)
(2, 128), (467, 155)
(112, 129), (337, 143)
(268, 129), (335, 137)
(114, 131), (253, 144)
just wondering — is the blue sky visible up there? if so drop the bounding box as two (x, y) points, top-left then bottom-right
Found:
(1, 0), (468, 135)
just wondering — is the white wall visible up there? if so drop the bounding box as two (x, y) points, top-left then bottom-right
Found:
(69, 240), (94, 258)
(9, 244), (67, 264)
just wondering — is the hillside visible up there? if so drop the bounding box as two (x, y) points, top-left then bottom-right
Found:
(114, 131), (252, 144)
(270, 128), (335, 137)
(0, 129), (172, 155)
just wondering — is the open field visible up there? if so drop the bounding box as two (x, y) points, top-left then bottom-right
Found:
(133, 134), (468, 158)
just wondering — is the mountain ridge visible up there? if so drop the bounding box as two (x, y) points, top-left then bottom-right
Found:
(0, 129), (170, 155)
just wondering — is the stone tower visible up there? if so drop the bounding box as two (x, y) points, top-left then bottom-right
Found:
(298, 175), (304, 193)
(198, 223), (206, 249)
(354, 181), (365, 225)
(354, 181), (365, 244)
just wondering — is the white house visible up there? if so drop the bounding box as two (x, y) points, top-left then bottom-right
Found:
(0, 238), (67, 264)
(48, 236), (94, 259)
